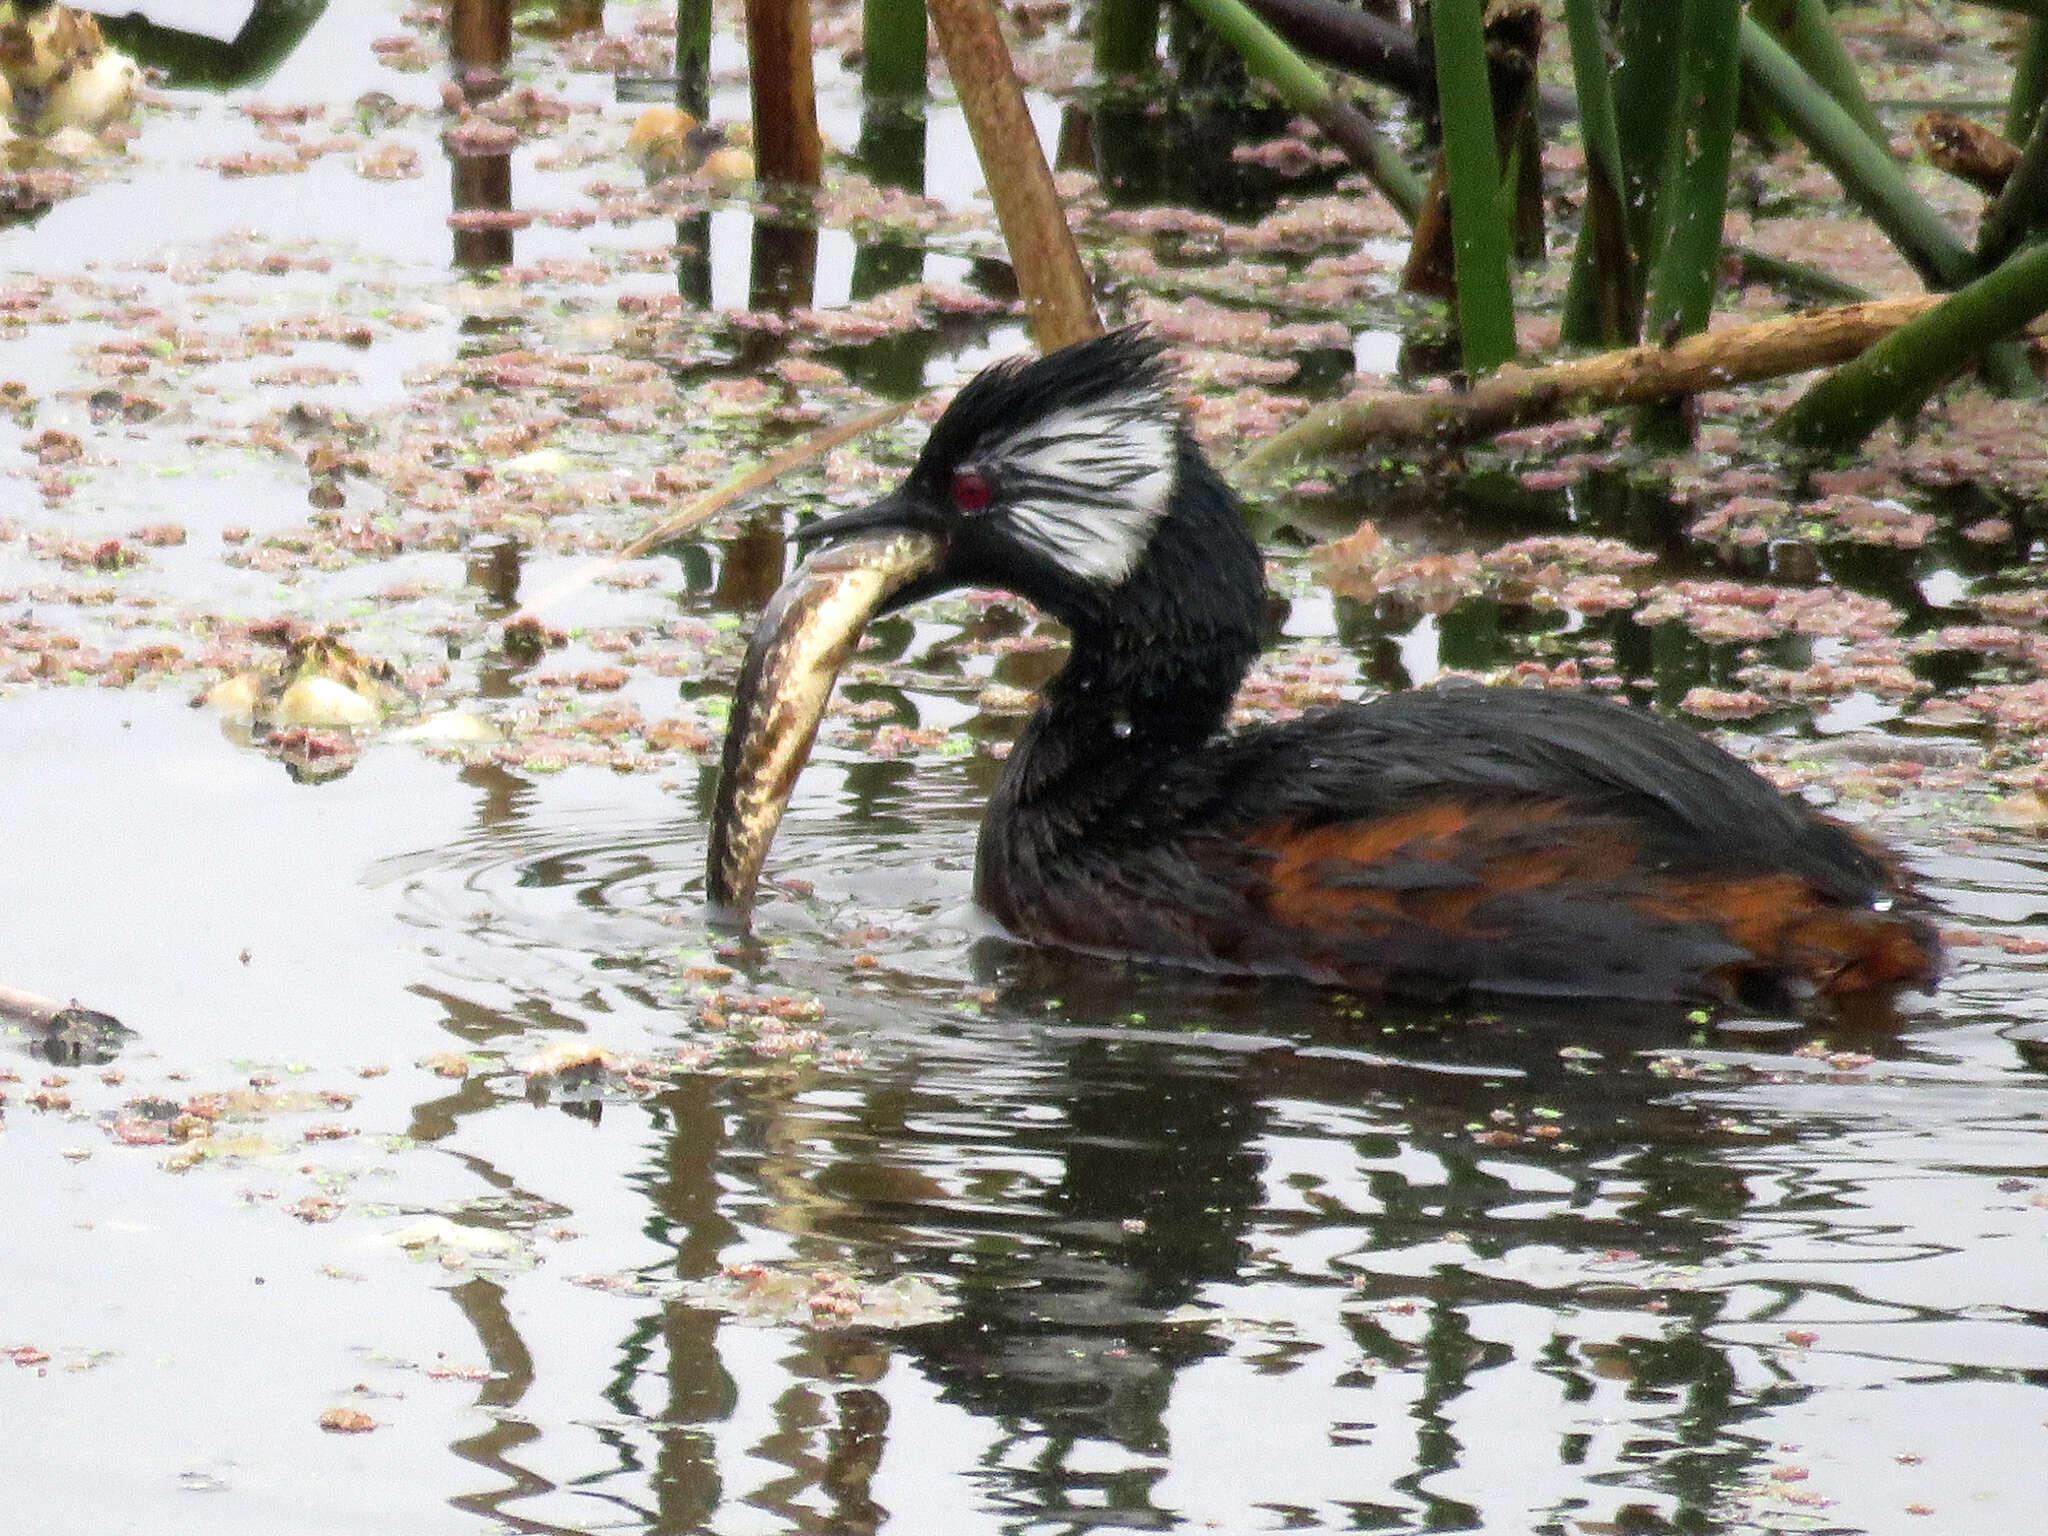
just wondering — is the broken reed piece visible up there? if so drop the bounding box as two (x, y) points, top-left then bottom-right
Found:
(507, 399), (912, 622)
(1238, 295), (1975, 470)
(1913, 111), (2020, 197)
(0, 981), (122, 1031)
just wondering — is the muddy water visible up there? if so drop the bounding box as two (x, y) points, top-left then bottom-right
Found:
(6, 7), (2048, 1536)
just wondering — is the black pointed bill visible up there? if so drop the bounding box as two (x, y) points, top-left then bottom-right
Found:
(792, 490), (938, 550)
(706, 527), (943, 925)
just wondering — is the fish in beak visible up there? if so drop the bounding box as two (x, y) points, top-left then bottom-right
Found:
(705, 519), (943, 924)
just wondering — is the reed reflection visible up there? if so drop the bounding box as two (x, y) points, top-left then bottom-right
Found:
(568, 950), (1814, 1529)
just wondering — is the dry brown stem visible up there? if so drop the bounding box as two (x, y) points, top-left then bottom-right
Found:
(512, 400), (912, 620)
(449, 0), (511, 70)
(927, 0), (1101, 350)
(0, 982), (96, 1027)
(1240, 296), (1977, 472)
(745, 0), (823, 185)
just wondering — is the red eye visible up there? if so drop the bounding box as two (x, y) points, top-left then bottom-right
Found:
(950, 468), (993, 512)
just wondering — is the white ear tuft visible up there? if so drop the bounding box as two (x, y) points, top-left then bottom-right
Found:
(984, 388), (1178, 586)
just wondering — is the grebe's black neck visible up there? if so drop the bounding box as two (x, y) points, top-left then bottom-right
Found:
(984, 439), (1264, 837)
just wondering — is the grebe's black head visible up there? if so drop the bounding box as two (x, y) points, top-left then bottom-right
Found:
(800, 328), (1257, 631)
(711, 330), (1264, 920)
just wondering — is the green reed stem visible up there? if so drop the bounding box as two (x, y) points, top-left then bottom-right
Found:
(1645, 0), (1743, 343)
(1561, 0), (1637, 345)
(1751, 0), (1889, 149)
(675, 0), (713, 113)
(2009, 19), (2048, 145)
(1178, 0), (1424, 221)
(1427, 0), (1515, 372)
(1609, 0), (1681, 272)
(1778, 239), (2048, 450)
(1095, 0), (1160, 79)
(1729, 245), (1872, 304)
(1739, 18), (1972, 290)
(1978, 105), (2048, 272)
(864, 0), (929, 99)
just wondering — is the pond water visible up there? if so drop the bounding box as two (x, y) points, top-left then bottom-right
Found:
(7, 5), (2048, 1535)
